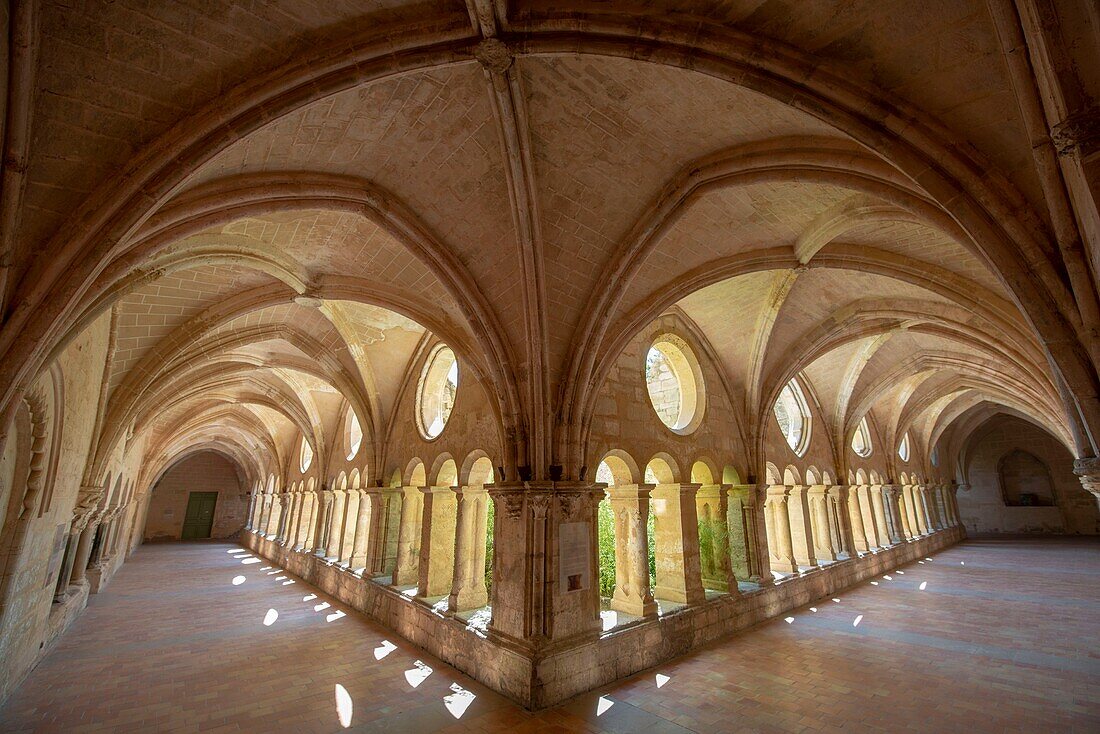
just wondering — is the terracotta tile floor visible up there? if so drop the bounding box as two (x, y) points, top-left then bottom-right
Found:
(2, 537), (1099, 733)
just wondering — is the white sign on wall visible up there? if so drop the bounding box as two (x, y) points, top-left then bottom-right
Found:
(558, 521), (590, 592)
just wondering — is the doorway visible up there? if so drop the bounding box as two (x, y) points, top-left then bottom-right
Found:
(181, 492), (218, 540)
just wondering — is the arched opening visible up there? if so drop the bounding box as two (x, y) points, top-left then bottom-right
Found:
(999, 450), (1056, 507)
(594, 458), (623, 604)
(434, 458), (458, 488)
(690, 460), (714, 485)
(144, 452), (246, 542)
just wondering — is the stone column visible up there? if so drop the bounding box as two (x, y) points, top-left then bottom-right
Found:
(245, 492), (257, 531)
(292, 493), (305, 545)
(764, 486), (797, 574)
(312, 489), (330, 554)
(882, 485), (906, 544)
(829, 486), (856, 557)
(845, 486), (869, 553)
(448, 485), (490, 611)
(291, 492), (307, 548)
(916, 485), (934, 533)
(349, 490), (372, 571)
(53, 532), (80, 602)
(606, 484), (658, 618)
(256, 495), (268, 535)
(275, 493), (291, 543)
(288, 492), (303, 545)
(417, 486), (458, 598)
(869, 486), (892, 547)
(325, 489), (346, 559)
(268, 494), (283, 538)
(785, 485), (818, 568)
(488, 483), (606, 649)
(945, 484), (962, 527)
(942, 485), (954, 525)
(94, 518), (112, 563)
(902, 485), (921, 536)
(362, 488), (391, 574)
(338, 490), (358, 564)
(929, 486), (943, 530)
(807, 485), (836, 562)
(908, 485), (926, 534)
(895, 486), (915, 539)
(69, 519), (99, 586)
(368, 487), (402, 575)
(256, 492), (268, 533)
(392, 486), (424, 586)
(650, 484), (705, 605)
(260, 493), (273, 534)
(725, 486), (751, 583)
(696, 484), (736, 593)
(732, 484), (771, 585)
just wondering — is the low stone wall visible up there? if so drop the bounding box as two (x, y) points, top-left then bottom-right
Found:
(241, 532), (536, 704)
(242, 525), (965, 709)
(534, 525), (965, 707)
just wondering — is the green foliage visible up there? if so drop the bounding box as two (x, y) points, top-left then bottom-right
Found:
(597, 500), (616, 598)
(698, 516), (727, 579)
(647, 509), (657, 587)
(485, 498), (495, 594)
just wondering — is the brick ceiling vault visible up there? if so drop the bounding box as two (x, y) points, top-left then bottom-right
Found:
(0, 1), (1096, 486)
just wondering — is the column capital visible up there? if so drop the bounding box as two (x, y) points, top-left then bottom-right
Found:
(72, 484), (104, 523)
(1073, 458), (1100, 501)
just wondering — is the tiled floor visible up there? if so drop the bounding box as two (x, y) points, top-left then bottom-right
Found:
(2, 538), (1098, 733)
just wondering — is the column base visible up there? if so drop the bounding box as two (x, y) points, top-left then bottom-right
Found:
(653, 585), (706, 605)
(611, 595), (657, 618)
(770, 558), (798, 574)
(449, 586), (489, 612)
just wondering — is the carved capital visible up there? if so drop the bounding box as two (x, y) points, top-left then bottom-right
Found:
(72, 485), (104, 523)
(489, 488), (525, 519)
(1073, 458), (1100, 499)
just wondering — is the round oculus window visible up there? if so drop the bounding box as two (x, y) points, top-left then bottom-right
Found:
(773, 379), (811, 456)
(416, 345), (458, 440)
(644, 336), (704, 434)
(345, 411), (363, 460)
(299, 436), (313, 473)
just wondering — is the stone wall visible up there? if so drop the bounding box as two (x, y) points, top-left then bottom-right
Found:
(0, 313), (112, 705)
(144, 452), (247, 541)
(960, 415), (1099, 535)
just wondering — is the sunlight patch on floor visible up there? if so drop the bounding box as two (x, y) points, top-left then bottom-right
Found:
(443, 683), (475, 719)
(334, 684), (353, 728)
(404, 661), (432, 688)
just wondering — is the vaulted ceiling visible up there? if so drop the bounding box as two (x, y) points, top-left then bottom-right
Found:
(2, 0), (1096, 484)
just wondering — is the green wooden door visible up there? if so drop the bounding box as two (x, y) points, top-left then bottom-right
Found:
(181, 492), (218, 540)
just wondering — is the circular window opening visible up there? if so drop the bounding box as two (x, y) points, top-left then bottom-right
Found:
(416, 345), (459, 440)
(644, 335), (705, 434)
(345, 411), (363, 460)
(851, 416), (872, 458)
(773, 379), (811, 456)
(898, 432), (911, 463)
(299, 436), (313, 473)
